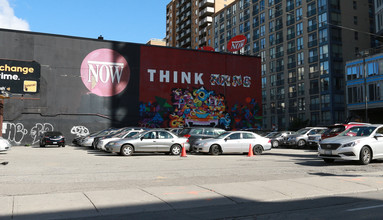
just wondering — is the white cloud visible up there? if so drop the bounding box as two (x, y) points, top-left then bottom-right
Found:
(0, 0), (29, 31)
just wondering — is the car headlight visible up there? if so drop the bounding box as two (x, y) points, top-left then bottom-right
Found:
(342, 141), (359, 148)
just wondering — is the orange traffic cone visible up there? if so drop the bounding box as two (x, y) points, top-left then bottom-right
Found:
(181, 144), (187, 157)
(247, 144), (253, 157)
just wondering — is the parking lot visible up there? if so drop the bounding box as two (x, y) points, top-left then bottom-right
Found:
(1, 145), (383, 219)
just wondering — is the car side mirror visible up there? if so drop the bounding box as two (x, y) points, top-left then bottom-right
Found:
(140, 137), (144, 141)
(225, 137), (230, 141)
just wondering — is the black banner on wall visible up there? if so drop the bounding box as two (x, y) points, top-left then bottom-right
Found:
(0, 59), (41, 94)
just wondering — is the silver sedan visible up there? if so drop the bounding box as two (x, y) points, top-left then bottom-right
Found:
(193, 131), (272, 155)
(105, 129), (190, 156)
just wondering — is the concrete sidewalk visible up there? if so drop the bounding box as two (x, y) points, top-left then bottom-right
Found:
(1, 172), (382, 220)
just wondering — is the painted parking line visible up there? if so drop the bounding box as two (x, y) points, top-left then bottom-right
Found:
(347, 204), (383, 212)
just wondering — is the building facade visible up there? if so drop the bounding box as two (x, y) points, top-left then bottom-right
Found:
(210, 0), (374, 130)
(166, 0), (235, 49)
(346, 51), (383, 123)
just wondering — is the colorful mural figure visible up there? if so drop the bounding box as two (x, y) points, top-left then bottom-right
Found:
(138, 86), (261, 130)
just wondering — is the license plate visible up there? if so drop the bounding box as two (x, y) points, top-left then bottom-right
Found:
(325, 150), (332, 155)
(53, 142), (57, 144)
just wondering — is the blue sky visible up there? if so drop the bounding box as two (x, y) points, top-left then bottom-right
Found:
(0, 0), (170, 44)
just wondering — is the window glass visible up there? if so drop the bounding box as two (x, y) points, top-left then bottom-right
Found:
(243, 133), (255, 139)
(143, 132), (156, 139)
(190, 128), (204, 135)
(158, 131), (172, 139)
(228, 133), (241, 140)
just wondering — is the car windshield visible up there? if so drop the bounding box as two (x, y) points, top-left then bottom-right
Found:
(216, 132), (232, 139)
(323, 126), (344, 135)
(45, 131), (62, 136)
(340, 126), (377, 137)
(296, 128), (310, 134)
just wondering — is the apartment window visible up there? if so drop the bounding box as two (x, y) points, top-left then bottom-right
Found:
(309, 48), (318, 63)
(261, 51), (266, 62)
(268, 0), (274, 6)
(319, 45), (328, 59)
(260, 12), (265, 24)
(296, 8), (302, 21)
(287, 26), (295, 40)
(318, 12), (327, 28)
(270, 47), (276, 59)
(296, 22), (303, 35)
(320, 77), (329, 92)
(260, 25), (266, 36)
(269, 20), (275, 32)
(260, 38), (266, 49)
(298, 97), (305, 111)
(297, 37), (303, 50)
(298, 83), (305, 97)
(233, 3), (237, 13)
(232, 27), (237, 36)
(269, 34), (275, 46)
(321, 94), (330, 108)
(262, 63), (267, 76)
(319, 29), (328, 43)
(240, 11), (244, 22)
(308, 17), (316, 32)
(297, 52), (304, 65)
(296, 0), (302, 6)
(320, 61), (329, 75)
(239, 23), (244, 33)
(233, 15), (237, 26)
(298, 67), (304, 81)
(354, 31), (358, 40)
(353, 16), (358, 25)
(318, 0), (327, 11)
(260, 0), (265, 11)
(262, 77), (267, 88)
(353, 0), (357, 9)
(253, 41), (259, 52)
(269, 8), (275, 19)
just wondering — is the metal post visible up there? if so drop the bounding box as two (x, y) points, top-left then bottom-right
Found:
(363, 55), (368, 123)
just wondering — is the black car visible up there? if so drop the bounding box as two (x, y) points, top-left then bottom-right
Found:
(178, 127), (226, 151)
(40, 131), (65, 147)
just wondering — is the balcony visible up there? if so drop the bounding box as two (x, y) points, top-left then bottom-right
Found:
(308, 40), (317, 48)
(288, 77), (296, 83)
(309, 71), (319, 79)
(308, 56), (318, 63)
(199, 0), (214, 9)
(199, 6), (214, 17)
(287, 63), (296, 69)
(287, 33), (295, 40)
(199, 16), (213, 28)
(307, 24), (317, 32)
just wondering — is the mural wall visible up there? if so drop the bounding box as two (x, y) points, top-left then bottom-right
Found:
(0, 29), (261, 145)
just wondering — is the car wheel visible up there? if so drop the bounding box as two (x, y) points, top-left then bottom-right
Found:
(359, 146), (371, 165)
(297, 139), (306, 148)
(210, 145), (221, 155)
(40, 144), (45, 147)
(62, 143), (65, 147)
(170, 145), (182, 155)
(323, 158), (335, 164)
(253, 145), (263, 155)
(120, 145), (134, 156)
(272, 140), (279, 148)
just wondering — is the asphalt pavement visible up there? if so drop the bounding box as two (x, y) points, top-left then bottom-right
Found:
(1, 146), (383, 219)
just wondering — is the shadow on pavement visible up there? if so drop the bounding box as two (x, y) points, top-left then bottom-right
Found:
(4, 192), (383, 220)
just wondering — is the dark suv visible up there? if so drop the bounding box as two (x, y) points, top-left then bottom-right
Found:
(40, 131), (65, 147)
(178, 127), (225, 151)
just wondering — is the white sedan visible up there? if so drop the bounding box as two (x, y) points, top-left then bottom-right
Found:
(193, 131), (271, 155)
(0, 137), (11, 151)
(318, 124), (383, 165)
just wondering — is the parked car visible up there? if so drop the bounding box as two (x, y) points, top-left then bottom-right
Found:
(79, 128), (118, 147)
(40, 131), (65, 147)
(269, 131), (295, 148)
(96, 128), (145, 151)
(179, 127), (225, 151)
(307, 122), (369, 148)
(285, 127), (327, 148)
(105, 129), (190, 156)
(318, 124), (383, 165)
(192, 131), (271, 155)
(0, 137), (12, 151)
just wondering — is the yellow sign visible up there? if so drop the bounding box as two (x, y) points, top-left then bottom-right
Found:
(23, 80), (37, 92)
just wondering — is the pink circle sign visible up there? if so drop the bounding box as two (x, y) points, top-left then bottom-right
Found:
(81, 48), (130, 97)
